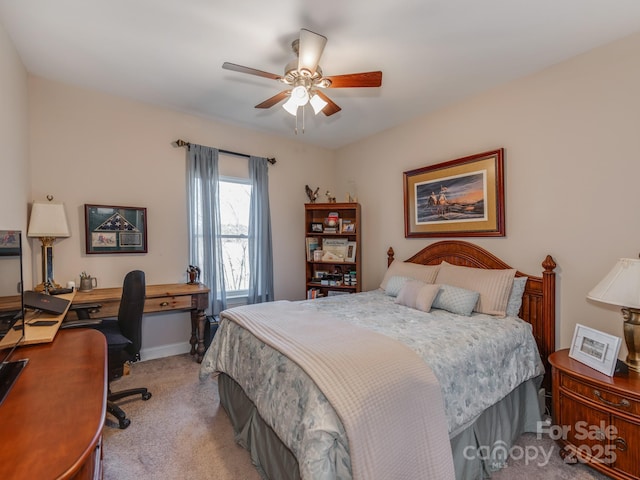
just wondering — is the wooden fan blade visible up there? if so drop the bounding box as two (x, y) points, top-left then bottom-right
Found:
(298, 29), (327, 75)
(222, 62), (282, 81)
(325, 71), (382, 88)
(315, 91), (341, 116)
(255, 91), (290, 109)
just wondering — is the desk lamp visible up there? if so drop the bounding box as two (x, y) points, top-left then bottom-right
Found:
(27, 197), (70, 292)
(587, 258), (640, 372)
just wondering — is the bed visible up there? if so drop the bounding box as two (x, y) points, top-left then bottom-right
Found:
(200, 240), (557, 480)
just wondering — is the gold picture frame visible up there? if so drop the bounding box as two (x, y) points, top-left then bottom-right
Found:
(403, 149), (505, 237)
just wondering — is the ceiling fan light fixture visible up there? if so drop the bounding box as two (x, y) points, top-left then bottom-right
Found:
(297, 29), (327, 76)
(282, 95), (299, 116)
(291, 85), (309, 106)
(310, 94), (328, 115)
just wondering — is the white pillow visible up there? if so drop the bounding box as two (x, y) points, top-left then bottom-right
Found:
(395, 281), (441, 312)
(380, 260), (440, 290)
(434, 262), (516, 317)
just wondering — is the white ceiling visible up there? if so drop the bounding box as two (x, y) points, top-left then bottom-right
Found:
(2, 1), (640, 150)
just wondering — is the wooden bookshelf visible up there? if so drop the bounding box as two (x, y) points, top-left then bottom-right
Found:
(304, 203), (361, 299)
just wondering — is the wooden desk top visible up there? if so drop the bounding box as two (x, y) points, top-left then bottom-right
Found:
(0, 291), (75, 348)
(0, 329), (107, 479)
(72, 282), (210, 304)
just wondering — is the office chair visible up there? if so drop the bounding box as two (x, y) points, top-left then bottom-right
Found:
(64, 270), (151, 429)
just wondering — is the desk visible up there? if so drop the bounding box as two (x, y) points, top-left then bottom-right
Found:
(71, 282), (210, 362)
(0, 291), (75, 348)
(0, 329), (107, 479)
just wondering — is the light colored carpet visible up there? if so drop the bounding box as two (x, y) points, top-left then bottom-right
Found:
(103, 353), (260, 480)
(103, 354), (609, 480)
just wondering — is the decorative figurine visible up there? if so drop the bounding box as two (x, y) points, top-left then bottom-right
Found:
(187, 265), (200, 284)
(325, 190), (336, 203)
(305, 185), (320, 203)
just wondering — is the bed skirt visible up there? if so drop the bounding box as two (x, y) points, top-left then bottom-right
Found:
(218, 373), (542, 480)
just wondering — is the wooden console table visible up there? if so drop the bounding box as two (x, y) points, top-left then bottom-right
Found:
(0, 329), (107, 479)
(71, 282), (210, 362)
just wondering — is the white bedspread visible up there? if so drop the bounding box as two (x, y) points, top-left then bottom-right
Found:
(210, 300), (455, 480)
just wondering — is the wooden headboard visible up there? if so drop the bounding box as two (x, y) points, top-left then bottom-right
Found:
(387, 240), (557, 396)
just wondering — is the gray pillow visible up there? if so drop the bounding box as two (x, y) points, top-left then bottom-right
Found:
(506, 277), (528, 317)
(432, 284), (480, 316)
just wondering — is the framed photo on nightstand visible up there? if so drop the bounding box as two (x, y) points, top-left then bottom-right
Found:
(569, 324), (621, 376)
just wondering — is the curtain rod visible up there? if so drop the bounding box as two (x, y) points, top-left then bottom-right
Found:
(174, 139), (276, 165)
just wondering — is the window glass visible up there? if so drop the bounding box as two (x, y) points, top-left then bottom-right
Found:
(219, 177), (251, 294)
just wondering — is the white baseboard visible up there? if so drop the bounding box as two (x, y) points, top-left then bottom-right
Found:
(140, 342), (192, 361)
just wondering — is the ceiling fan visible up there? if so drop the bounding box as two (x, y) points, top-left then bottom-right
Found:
(222, 29), (382, 119)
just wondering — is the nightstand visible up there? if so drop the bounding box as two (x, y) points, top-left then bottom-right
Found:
(549, 349), (640, 480)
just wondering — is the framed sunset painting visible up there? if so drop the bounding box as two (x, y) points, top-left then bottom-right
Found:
(403, 149), (505, 237)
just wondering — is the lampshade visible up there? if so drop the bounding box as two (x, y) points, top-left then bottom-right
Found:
(27, 201), (70, 238)
(587, 258), (640, 308)
(297, 28), (327, 76)
(291, 85), (309, 105)
(310, 94), (328, 114)
(282, 95), (300, 116)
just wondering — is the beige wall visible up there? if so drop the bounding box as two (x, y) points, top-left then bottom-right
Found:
(27, 77), (336, 357)
(336, 31), (640, 357)
(0, 21), (33, 287)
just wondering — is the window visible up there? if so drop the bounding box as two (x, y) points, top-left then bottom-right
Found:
(219, 177), (251, 296)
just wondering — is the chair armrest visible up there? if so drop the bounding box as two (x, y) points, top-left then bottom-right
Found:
(60, 319), (103, 329)
(68, 303), (102, 320)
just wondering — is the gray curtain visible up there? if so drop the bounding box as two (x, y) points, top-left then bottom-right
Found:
(187, 144), (227, 314)
(248, 156), (274, 303)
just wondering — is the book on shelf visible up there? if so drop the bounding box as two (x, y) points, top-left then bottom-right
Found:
(306, 237), (320, 261)
(307, 288), (324, 299)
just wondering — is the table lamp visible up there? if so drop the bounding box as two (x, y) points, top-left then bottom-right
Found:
(27, 198), (70, 292)
(587, 258), (640, 372)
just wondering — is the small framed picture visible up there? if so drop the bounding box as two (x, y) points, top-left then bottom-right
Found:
(341, 222), (356, 233)
(346, 241), (357, 263)
(311, 222), (324, 233)
(0, 230), (21, 256)
(569, 324), (621, 376)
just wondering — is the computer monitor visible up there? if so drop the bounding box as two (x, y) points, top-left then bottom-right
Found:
(0, 230), (27, 405)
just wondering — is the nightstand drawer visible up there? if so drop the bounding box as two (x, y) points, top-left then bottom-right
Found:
(561, 374), (640, 416)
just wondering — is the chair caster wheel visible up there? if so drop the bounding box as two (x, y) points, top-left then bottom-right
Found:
(142, 392), (152, 401)
(118, 418), (131, 429)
